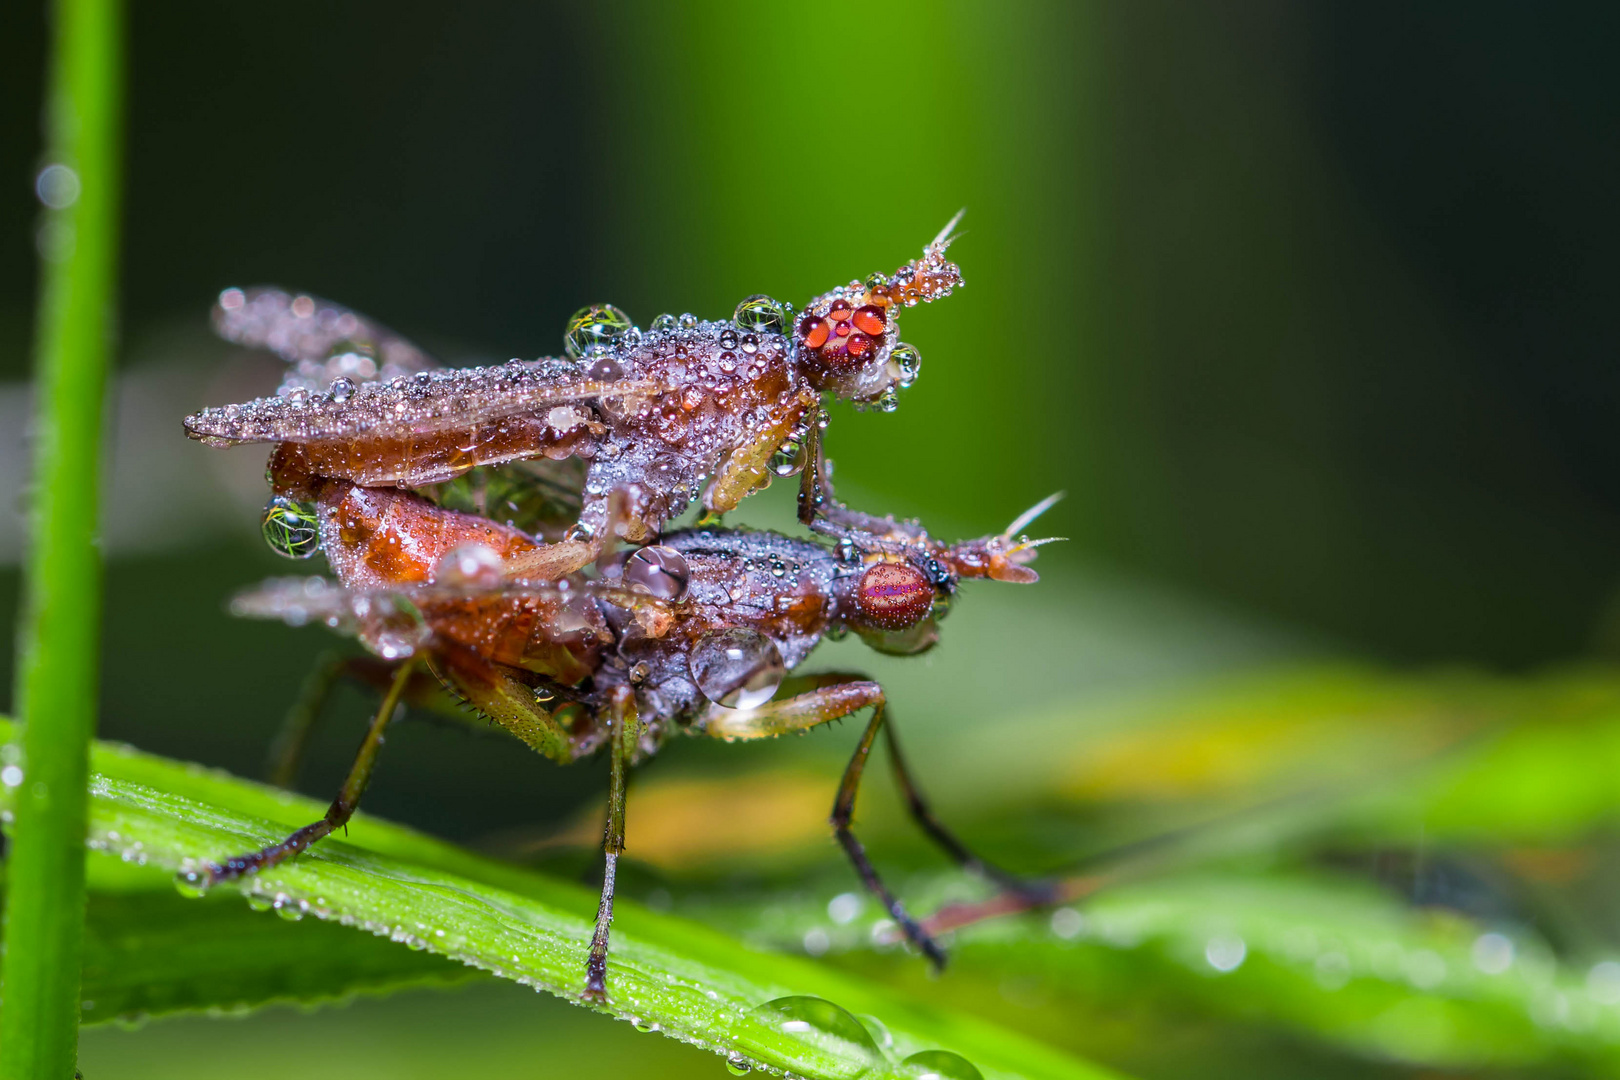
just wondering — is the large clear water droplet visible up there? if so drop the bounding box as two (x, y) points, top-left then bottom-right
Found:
(623, 545), (690, 601)
(750, 996), (883, 1079)
(901, 1050), (984, 1080)
(651, 312), (677, 332)
(261, 496), (320, 559)
(358, 594), (430, 660)
(563, 303), (635, 359)
(734, 294), (786, 334)
(725, 1054), (753, 1075)
(770, 431), (807, 477)
(433, 543), (503, 589)
(691, 629), (784, 709)
(328, 375), (356, 402)
(889, 343), (922, 387)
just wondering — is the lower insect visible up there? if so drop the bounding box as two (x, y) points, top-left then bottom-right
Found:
(177, 482), (1059, 999)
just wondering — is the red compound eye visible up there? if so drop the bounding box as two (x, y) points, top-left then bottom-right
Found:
(851, 305), (886, 336)
(845, 332), (874, 359)
(855, 562), (934, 629)
(798, 314), (830, 349)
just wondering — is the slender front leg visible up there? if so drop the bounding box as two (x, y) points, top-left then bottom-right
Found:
(205, 660), (414, 886)
(585, 686), (639, 1002)
(698, 676), (945, 967)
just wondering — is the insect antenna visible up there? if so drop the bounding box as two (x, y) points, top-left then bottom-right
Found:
(1001, 491), (1064, 539)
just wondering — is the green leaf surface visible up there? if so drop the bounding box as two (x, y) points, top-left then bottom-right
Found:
(0, 719), (1118, 1080)
(684, 867), (1620, 1073)
(77, 859), (483, 1024)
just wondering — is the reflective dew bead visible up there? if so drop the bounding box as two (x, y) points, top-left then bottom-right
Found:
(563, 303), (635, 359)
(433, 543), (503, 589)
(851, 304), (886, 336)
(770, 432), (806, 477)
(261, 496), (320, 559)
(690, 629), (785, 709)
(890, 343), (922, 387)
(585, 355), (624, 381)
(827, 298), (853, 323)
(328, 376), (356, 402)
(798, 315), (831, 349)
(651, 313), (677, 332)
(623, 544), (691, 601)
(733, 294), (786, 334)
(856, 562), (934, 629)
(845, 332), (874, 359)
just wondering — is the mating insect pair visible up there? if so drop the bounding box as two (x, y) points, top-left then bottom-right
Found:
(181, 220), (1060, 999)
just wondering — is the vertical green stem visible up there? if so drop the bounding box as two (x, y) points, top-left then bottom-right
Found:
(0, 0), (122, 1074)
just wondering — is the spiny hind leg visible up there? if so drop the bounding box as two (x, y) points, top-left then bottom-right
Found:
(584, 686), (638, 1002)
(204, 660), (415, 887)
(699, 674), (945, 966)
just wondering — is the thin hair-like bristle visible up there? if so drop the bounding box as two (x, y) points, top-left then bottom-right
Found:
(931, 208), (968, 250)
(1003, 491), (1065, 538)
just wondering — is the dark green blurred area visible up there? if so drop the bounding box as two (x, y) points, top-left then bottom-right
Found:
(4, 3), (1617, 672)
(3, 2), (1619, 1077)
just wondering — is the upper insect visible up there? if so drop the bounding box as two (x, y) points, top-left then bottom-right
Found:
(183, 217), (965, 579)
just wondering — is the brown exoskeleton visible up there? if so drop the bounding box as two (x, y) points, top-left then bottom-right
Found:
(183, 216), (964, 579)
(185, 476), (1059, 999)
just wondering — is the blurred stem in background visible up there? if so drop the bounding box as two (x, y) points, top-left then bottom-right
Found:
(0, 0), (122, 1074)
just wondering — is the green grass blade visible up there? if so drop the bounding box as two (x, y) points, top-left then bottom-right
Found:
(0, 721), (1120, 1080)
(1, 0), (123, 1073)
(691, 867), (1620, 1073)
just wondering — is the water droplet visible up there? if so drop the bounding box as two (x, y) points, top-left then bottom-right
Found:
(633, 1019), (658, 1033)
(750, 996), (883, 1078)
(328, 375), (356, 402)
(719, 328), (739, 349)
(875, 387), (899, 413)
(35, 163), (81, 209)
(678, 313), (699, 329)
(725, 1054), (753, 1076)
(828, 892), (863, 925)
(563, 303), (635, 359)
(564, 521), (595, 543)
(890, 343), (922, 387)
(273, 894), (305, 921)
(246, 892), (274, 913)
(261, 496), (320, 559)
(434, 543), (503, 589)
(740, 334), (759, 354)
(770, 432), (807, 477)
(173, 866), (209, 899)
(733, 294), (786, 334)
(651, 313), (677, 331)
(901, 1050), (984, 1080)
(1204, 935), (1246, 972)
(358, 594), (430, 660)
(690, 629), (784, 710)
(623, 545), (690, 601)
(586, 354), (624, 381)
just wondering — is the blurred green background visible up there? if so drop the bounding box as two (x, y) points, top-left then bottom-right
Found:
(4, 2), (1620, 1077)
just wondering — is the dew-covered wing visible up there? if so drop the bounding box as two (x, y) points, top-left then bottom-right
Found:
(183, 361), (655, 446)
(213, 287), (437, 396)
